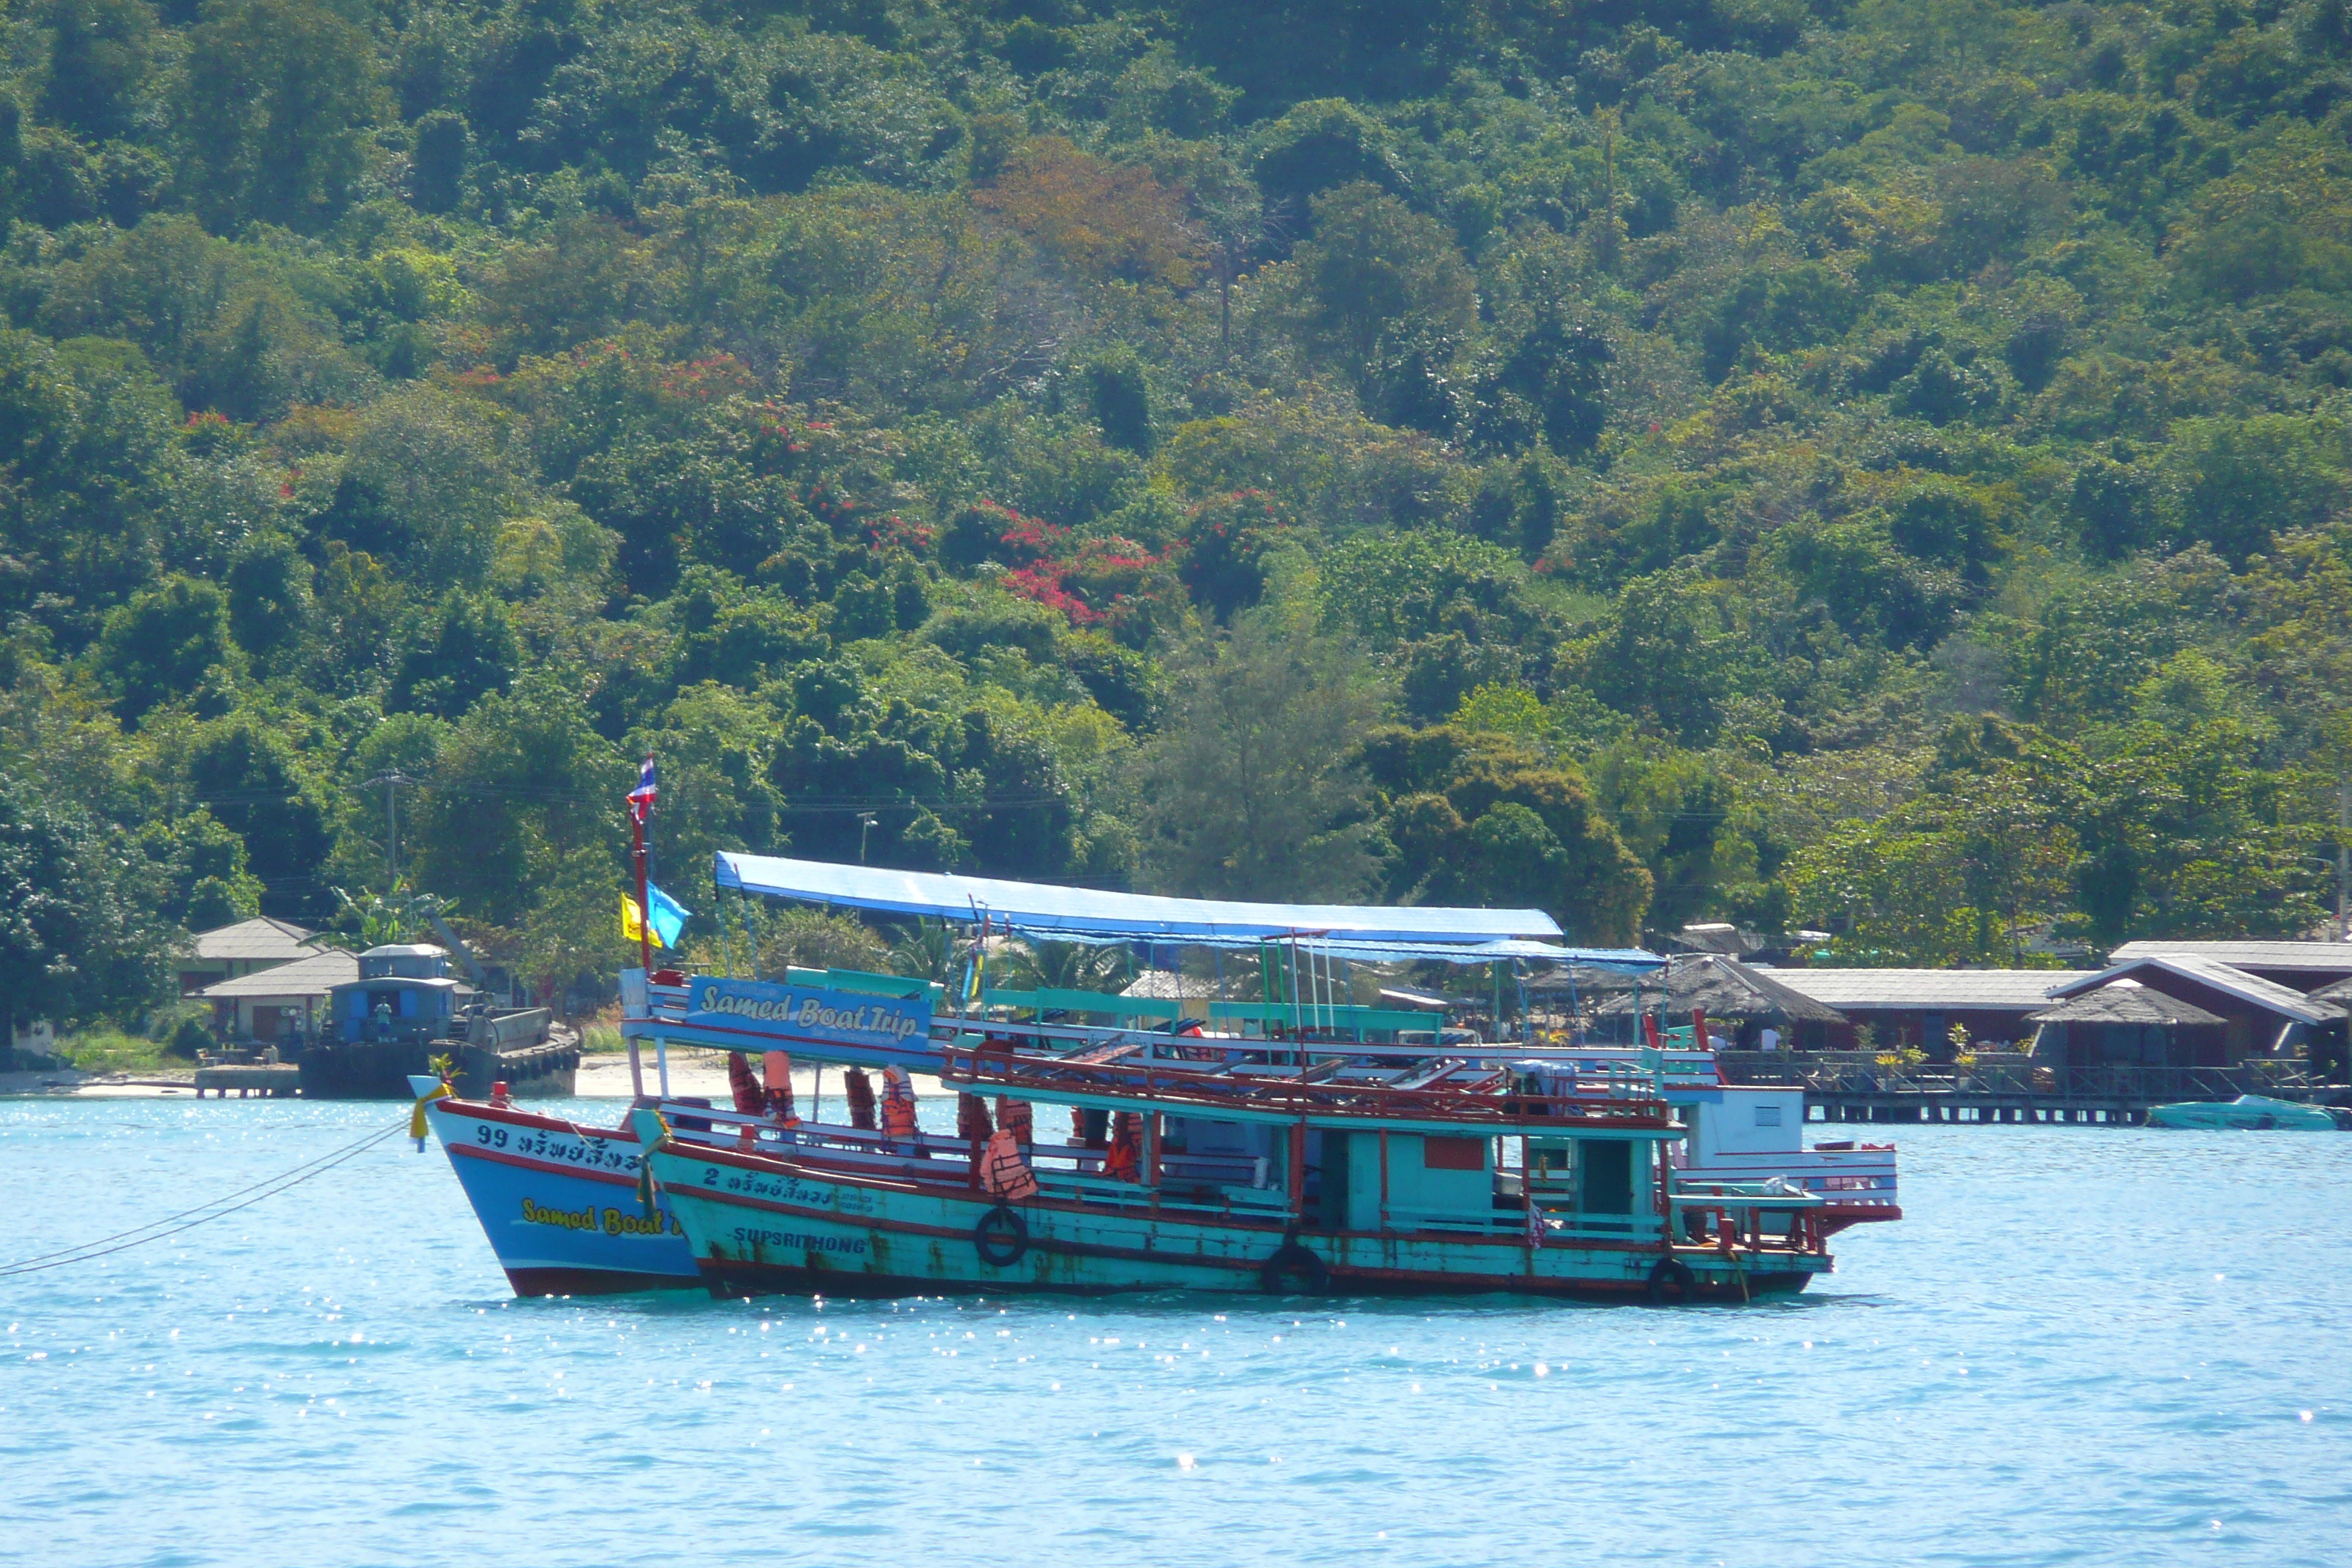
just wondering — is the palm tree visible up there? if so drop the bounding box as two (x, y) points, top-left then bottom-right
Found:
(329, 881), (451, 948)
(886, 918), (961, 986)
(1019, 939), (1129, 994)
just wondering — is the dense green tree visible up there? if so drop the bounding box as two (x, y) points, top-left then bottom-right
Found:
(1278, 183), (1475, 425)
(388, 590), (518, 719)
(0, 780), (178, 1030)
(1130, 615), (1385, 901)
(1359, 725), (1651, 945)
(224, 532), (312, 659)
(132, 807), (263, 930)
(410, 110), (470, 216)
(15, 0), (2352, 1019)
(177, 0), (385, 230)
(180, 715), (333, 918)
(94, 576), (235, 721)
(40, 0), (159, 143)
(408, 674), (625, 926)
(321, 387), (517, 589)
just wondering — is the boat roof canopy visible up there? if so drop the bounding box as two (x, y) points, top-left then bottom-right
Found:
(715, 851), (1639, 958)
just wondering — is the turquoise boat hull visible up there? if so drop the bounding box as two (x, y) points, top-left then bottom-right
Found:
(2146, 1095), (2345, 1131)
(645, 1140), (1828, 1303)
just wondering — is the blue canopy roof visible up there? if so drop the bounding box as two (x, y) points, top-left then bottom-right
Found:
(1308, 938), (1664, 970)
(715, 852), (1569, 946)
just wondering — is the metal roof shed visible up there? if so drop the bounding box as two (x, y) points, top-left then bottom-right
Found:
(1762, 969), (2067, 1011)
(2106, 941), (2352, 991)
(1749, 968), (2065, 1052)
(197, 949), (358, 1043)
(2047, 955), (2340, 1063)
(188, 916), (317, 963)
(2047, 956), (2340, 1027)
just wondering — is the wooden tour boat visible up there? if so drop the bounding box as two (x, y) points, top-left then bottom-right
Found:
(633, 1038), (1834, 1303)
(416, 851), (1885, 1299)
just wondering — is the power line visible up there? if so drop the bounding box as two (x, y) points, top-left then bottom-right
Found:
(0, 1117), (408, 1279)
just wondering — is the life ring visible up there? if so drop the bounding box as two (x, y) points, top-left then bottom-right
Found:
(1646, 1256), (1697, 1306)
(1259, 1242), (1329, 1295)
(973, 1203), (1028, 1268)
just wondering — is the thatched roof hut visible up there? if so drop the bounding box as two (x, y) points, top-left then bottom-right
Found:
(1594, 954), (1846, 1025)
(2029, 979), (2225, 1027)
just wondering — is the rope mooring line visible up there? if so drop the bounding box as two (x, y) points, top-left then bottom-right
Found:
(0, 1117), (411, 1280)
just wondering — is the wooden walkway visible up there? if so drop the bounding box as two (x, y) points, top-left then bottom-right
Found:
(192, 1064), (301, 1098)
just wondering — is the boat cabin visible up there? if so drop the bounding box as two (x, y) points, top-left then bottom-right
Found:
(947, 1046), (1682, 1248)
(361, 943), (453, 980)
(331, 944), (470, 1043)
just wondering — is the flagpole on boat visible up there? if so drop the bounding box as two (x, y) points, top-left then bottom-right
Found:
(629, 754), (657, 1103)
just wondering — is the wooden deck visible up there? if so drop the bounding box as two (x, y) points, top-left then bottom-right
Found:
(192, 1063), (302, 1098)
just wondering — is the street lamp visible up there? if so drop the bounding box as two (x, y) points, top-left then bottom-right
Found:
(858, 812), (878, 864)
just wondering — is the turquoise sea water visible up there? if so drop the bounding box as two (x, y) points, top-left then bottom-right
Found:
(4, 1096), (2348, 1568)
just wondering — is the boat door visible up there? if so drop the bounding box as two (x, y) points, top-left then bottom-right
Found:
(1676, 1099), (1703, 1167)
(1580, 1139), (1635, 1218)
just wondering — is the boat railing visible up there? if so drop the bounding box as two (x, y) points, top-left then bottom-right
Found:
(934, 1042), (1676, 1129)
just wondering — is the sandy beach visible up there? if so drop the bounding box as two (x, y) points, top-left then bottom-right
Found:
(0, 1047), (935, 1103)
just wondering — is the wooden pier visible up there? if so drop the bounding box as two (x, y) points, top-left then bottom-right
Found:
(1716, 1051), (2345, 1127)
(192, 1063), (302, 1098)
(1809, 1095), (2150, 1126)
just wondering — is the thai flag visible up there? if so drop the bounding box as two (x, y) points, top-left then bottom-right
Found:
(627, 755), (657, 823)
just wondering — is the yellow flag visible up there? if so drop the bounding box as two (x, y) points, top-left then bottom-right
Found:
(620, 893), (666, 948)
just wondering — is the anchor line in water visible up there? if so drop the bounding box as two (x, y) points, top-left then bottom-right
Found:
(0, 1118), (410, 1278)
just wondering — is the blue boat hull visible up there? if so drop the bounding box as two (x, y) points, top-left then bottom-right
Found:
(426, 1098), (702, 1295)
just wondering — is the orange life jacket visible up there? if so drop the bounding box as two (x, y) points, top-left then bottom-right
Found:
(995, 1097), (1033, 1145)
(725, 1052), (764, 1115)
(979, 1128), (1039, 1202)
(881, 1066), (918, 1138)
(1102, 1111), (1142, 1183)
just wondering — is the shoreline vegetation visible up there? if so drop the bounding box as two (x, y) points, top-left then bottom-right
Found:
(9, 3), (2352, 1052)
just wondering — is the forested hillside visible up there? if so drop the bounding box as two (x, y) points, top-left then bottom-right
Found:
(7, 0), (2352, 1028)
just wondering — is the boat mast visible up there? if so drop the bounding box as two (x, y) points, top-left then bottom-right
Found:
(629, 753), (655, 1101)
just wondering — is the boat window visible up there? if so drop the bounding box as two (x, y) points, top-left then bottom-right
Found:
(1422, 1136), (1486, 1172)
(1755, 1104), (1782, 1126)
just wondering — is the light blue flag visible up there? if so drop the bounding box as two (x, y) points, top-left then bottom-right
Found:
(647, 883), (691, 949)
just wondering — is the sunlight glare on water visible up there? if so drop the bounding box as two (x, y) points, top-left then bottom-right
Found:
(4, 1098), (2348, 1567)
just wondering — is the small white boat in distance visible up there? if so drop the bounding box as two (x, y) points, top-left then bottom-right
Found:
(2146, 1094), (2346, 1131)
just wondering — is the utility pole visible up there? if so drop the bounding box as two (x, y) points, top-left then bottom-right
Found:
(361, 772), (418, 887)
(2338, 770), (2348, 940)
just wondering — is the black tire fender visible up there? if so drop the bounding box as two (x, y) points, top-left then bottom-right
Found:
(1259, 1242), (1330, 1295)
(973, 1202), (1028, 1268)
(1646, 1256), (1697, 1306)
